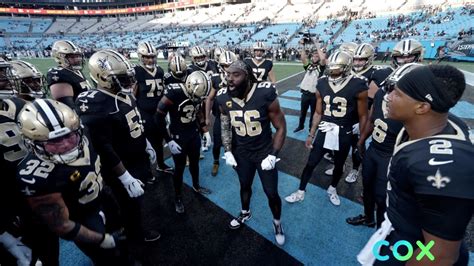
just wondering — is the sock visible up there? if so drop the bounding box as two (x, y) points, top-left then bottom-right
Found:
(214, 160), (219, 164)
(297, 189), (305, 194)
(273, 219), (281, 225)
(241, 210), (250, 214)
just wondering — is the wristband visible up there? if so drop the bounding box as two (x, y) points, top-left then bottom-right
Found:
(63, 222), (81, 240)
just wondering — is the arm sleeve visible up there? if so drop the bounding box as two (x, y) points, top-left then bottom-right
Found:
(417, 194), (474, 241)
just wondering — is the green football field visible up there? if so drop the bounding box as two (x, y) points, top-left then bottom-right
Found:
(21, 58), (305, 83)
(21, 58), (473, 85)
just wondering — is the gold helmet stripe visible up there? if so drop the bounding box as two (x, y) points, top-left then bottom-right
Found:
(34, 99), (64, 132)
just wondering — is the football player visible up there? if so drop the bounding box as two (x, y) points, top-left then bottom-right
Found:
(346, 63), (416, 228)
(358, 65), (473, 265)
(0, 58), (32, 266)
(16, 99), (124, 265)
(188, 46), (219, 75)
(285, 50), (368, 206)
(336, 43), (394, 184)
(244, 42), (276, 84)
(164, 55), (191, 86)
(76, 49), (160, 243)
(205, 51), (238, 176)
(217, 60), (286, 245)
(10, 60), (47, 101)
(47, 40), (92, 108)
(213, 47), (225, 64)
(134, 41), (173, 177)
(155, 71), (212, 214)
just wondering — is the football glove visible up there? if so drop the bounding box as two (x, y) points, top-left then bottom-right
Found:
(0, 232), (32, 266)
(260, 155), (280, 170)
(224, 151), (237, 167)
(118, 171), (144, 198)
(168, 140), (182, 155)
(99, 229), (126, 249)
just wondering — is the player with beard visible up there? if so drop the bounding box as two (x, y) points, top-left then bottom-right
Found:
(244, 42), (276, 84)
(285, 50), (368, 206)
(216, 60), (286, 245)
(358, 65), (473, 265)
(47, 40), (92, 108)
(205, 50), (238, 176)
(134, 42), (173, 178)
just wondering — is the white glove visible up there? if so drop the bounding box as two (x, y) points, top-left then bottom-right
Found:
(0, 232), (32, 266)
(224, 151), (237, 167)
(168, 140), (182, 155)
(100, 233), (116, 249)
(352, 123), (360, 135)
(118, 171), (144, 198)
(203, 132), (212, 149)
(145, 139), (157, 165)
(260, 154), (280, 170)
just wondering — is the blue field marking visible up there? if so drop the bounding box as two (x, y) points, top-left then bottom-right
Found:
(167, 154), (374, 265)
(282, 114), (310, 141)
(279, 97), (301, 111)
(281, 90), (302, 99)
(450, 101), (474, 119)
(60, 239), (91, 265)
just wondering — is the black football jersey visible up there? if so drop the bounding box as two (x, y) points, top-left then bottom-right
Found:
(211, 73), (227, 116)
(386, 121), (474, 243)
(369, 89), (403, 156)
(163, 69), (192, 86)
(75, 89), (147, 168)
(356, 65), (393, 87)
(47, 67), (92, 101)
(244, 58), (273, 82)
(189, 60), (219, 76)
(216, 81), (277, 153)
(0, 98), (27, 229)
(16, 138), (103, 215)
(134, 65), (165, 113)
(161, 83), (201, 138)
(317, 75), (368, 128)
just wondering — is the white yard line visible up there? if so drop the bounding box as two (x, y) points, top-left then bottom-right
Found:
(460, 69), (474, 86)
(276, 71), (305, 84)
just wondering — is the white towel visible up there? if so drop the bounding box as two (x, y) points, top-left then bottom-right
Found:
(319, 122), (339, 151)
(357, 213), (394, 265)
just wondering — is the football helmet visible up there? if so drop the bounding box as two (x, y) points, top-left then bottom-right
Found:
(169, 55), (188, 79)
(218, 51), (238, 68)
(252, 42), (266, 60)
(190, 46), (207, 68)
(338, 42), (358, 56)
(137, 41), (157, 70)
(10, 60), (47, 100)
(51, 40), (84, 70)
(184, 70), (210, 103)
(0, 58), (15, 98)
(392, 39), (423, 68)
(326, 51), (353, 84)
(353, 43), (375, 73)
(18, 99), (84, 164)
(214, 47), (225, 62)
(88, 49), (136, 94)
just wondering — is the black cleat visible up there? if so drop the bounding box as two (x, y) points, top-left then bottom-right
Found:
(346, 214), (376, 228)
(157, 164), (174, 174)
(193, 186), (212, 195)
(175, 199), (185, 214)
(293, 126), (304, 133)
(144, 230), (161, 242)
(229, 211), (252, 229)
